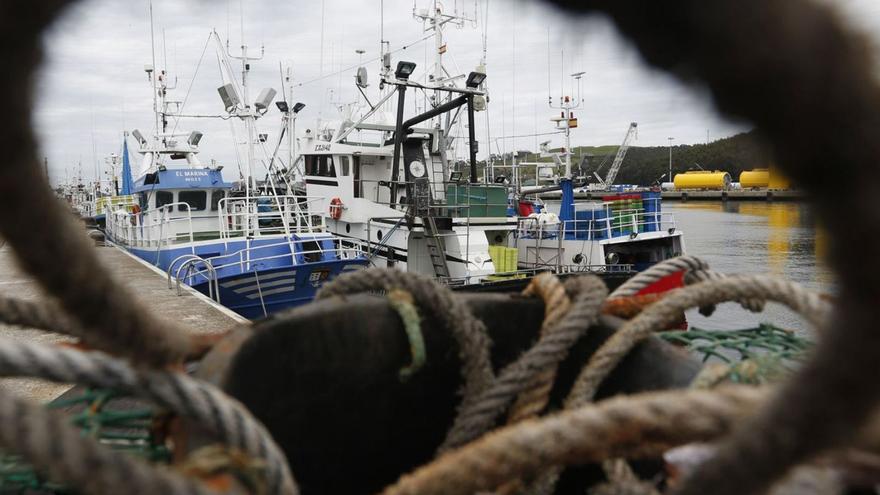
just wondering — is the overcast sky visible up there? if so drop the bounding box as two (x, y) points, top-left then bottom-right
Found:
(35, 0), (880, 184)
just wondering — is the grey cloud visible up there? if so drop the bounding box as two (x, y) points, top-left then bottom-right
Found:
(35, 0), (879, 183)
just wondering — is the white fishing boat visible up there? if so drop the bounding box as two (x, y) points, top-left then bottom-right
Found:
(511, 89), (685, 272)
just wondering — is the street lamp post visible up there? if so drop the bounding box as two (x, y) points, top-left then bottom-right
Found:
(667, 137), (675, 183)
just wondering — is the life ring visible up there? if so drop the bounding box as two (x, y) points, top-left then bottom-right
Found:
(329, 197), (344, 220)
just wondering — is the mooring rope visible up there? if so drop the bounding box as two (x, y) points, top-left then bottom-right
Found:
(378, 386), (768, 495)
(0, 338), (298, 495)
(440, 274), (608, 451)
(609, 255), (709, 298)
(1, 0), (872, 492)
(506, 273), (572, 423)
(0, 296), (81, 337)
(376, 272), (830, 495)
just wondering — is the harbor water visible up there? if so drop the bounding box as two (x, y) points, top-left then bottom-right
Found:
(666, 201), (833, 333)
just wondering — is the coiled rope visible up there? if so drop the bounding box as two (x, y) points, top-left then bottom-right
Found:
(506, 273), (572, 423)
(0, 338), (298, 495)
(440, 274), (608, 451)
(379, 386), (768, 495)
(379, 273), (831, 495)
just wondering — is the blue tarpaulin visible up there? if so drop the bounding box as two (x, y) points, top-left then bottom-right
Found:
(558, 178), (575, 223)
(121, 135), (134, 195)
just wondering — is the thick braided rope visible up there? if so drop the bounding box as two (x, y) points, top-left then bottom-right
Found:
(566, 275), (830, 407)
(506, 273), (571, 423)
(0, 339), (298, 495)
(441, 275), (608, 451)
(0, 296), (84, 338)
(684, 269), (765, 313)
(0, 386), (218, 495)
(609, 256), (709, 298)
(378, 386), (768, 495)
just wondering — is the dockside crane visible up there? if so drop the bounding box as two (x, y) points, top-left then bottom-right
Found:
(595, 122), (638, 188)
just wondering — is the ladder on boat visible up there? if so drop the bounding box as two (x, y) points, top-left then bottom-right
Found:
(430, 153), (446, 199)
(423, 215), (451, 279)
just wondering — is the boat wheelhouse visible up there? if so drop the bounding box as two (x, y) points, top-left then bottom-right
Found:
(298, 68), (518, 285)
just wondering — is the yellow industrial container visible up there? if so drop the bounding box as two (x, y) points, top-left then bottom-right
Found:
(739, 169), (770, 188)
(673, 171), (731, 190)
(488, 246), (523, 280)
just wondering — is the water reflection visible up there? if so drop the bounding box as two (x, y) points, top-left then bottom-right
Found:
(666, 201), (833, 332)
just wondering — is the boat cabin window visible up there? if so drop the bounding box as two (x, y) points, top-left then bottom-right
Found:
(178, 190), (207, 211)
(339, 156), (350, 176)
(156, 191), (174, 209)
(210, 190), (226, 211)
(305, 155), (336, 177)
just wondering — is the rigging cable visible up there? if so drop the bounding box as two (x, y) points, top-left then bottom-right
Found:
(168, 33), (212, 138)
(294, 33), (434, 88)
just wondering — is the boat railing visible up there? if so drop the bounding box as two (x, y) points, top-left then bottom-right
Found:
(106, 202), (198, 253)
(218, 195), (327, 241)
(95, 195), (137, 216)
(182, 237), (367, 282)
(517, 211), (678, 241)
(166, 254), (221, 302)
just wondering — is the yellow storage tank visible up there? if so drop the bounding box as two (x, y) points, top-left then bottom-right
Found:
(739, 169), (770, 189)
(673, 171), (731, 190)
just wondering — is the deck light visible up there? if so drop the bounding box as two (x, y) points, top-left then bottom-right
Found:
(131, 129), (147, 146)
(466, 71), (487, 88)
(187, 131), (203, 147)
(276, 101), (289, 113)
(395, 61), (417, 80)
(217, 83), (240, 112)
(293, 102), (306, 114)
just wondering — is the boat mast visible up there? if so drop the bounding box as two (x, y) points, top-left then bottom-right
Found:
(413, 1), (473, 130)
(149, 1), (160, 144)
(226, 39), (265, 200)
(286, 67), (294, 175)
(549, 71), (585, 179)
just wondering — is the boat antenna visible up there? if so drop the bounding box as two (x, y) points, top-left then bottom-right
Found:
(547, 27), (552, 105)
(320, 0), (325, 76)
(163, 28), (168, 75)
(149, 0), (159, 139)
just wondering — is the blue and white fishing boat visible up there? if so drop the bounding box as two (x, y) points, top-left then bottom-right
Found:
(105, 31), (367, 319)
